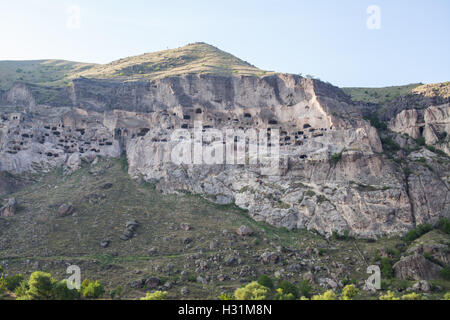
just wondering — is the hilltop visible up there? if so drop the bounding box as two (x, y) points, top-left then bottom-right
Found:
(70, 42), (266, 81)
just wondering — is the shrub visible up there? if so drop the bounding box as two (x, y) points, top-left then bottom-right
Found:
(444, 292), (450, 300)
(440, 267), (450, 281)
(274, 288), (295, 300)
(110, 286), (123, 299)
(380, 258), (394, 279)
(141, 291), (168, 300)
(0, 274), (6, 295)
(403, 224), (432, 242)
(381, 136), (401, 152)
(332, 230), (350, 241)
(5, 274), (24, 291)
(234, 282), (270, 300)
(218, 293), (235, 300)
(415, 137), (426, 146)
(81, 279), (104, 299)
(14, 281), (29, 299)
(364, 115), (387, 131)
(437, 218), (450, 234)
(52, 280), (80, 300)
(257, 275), (274, 289)
(341, 284), (358, 300)
(276, 280), (298, 299)
(298, 280), (313, 299)
(379, 290), (400, 300)
(311, 290), (337, 300)
(330, 152), (342, 166)
(27, 271), (55, 300)
(401, 292), (423, 300)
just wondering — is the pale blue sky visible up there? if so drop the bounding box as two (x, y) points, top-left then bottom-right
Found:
(0, 0), (449, 87)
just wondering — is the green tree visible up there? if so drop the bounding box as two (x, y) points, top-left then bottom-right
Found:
(274, 288), (295, 300)
(257, 275), (274, 289)
(27, 271), (55, 300)
(380, 258), (394, 278)
(141, 291), (168, 300)
(52, 280), (80, 300)
(379, 290), (400, 300)
(311, 290), (337, 300)
(341, 284), (358, 300)
(234, 282), (270, 300)
(5, 274), (24, 291)
(81, 279), (104, 299)
(276, 280), (298, 299)
(298, 280), (313, 299)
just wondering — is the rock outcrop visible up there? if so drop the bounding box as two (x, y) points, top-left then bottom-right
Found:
(393, 254), (442, 280)
(0, 72), (449, 238)
(0, 197), (17, 217)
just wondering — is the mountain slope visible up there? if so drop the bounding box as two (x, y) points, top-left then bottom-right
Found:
(0, 60), (96, 90)
(342, 83), (423, 105)
(69, 42), (266, 81)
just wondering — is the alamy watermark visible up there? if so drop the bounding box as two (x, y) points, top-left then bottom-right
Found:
(366, 5), (381, 30)
(365, 265), (381, 290)
(66, 5), (81, 30)
(169, 121), (280, 175)
(66, 265), (81, 290)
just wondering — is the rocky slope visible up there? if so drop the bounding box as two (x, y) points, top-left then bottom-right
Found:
(0, 43), (448, 239)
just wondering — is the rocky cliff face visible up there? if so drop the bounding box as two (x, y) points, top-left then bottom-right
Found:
(0, 74), (448, 238)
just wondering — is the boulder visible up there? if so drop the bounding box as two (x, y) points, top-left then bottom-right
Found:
(126, 220), (139, 231)
(145, 277), (161, 289)
(236, 225), (253, 236)
(57, 204), (74, 217)
(100, 240), (110, 248)
(393, 254), (442, 280)
(411, 280), (431, 293)
(180, 223), (192, 231)
(0, 197), (17, 217)
(260, 251), (280, 264)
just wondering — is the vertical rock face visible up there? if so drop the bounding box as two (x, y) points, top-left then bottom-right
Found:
(0, 74), (448, 238)
(389, 103), (450, 155)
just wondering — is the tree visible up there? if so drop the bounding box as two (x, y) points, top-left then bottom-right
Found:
(52, 280), (80, 300)
(141, 291), (168, 300)
(298, 280), (313, 299)
(379, 290), (400, 300)
(257, 275), (274, 289)
(341, 285), (358, 300)
(274, 288), (295, 300)
(234, 282), (270, 300)
(81, 279), (104, 299)
(276, 280), (298, 299)
(5, 274), (24, 291)
(311, 290), (337, 300)
(27, 271), (55, 300)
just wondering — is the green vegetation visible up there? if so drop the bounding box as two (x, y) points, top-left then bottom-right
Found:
(70, 42), (267, 81)
(234, 282), (270, 300)
(141, 291), (168, 300)
(342, 84), (422, 104)
(0, 270), (105, 300)
(441, 267), (450, 281)
(380, 136), (401, 153)
(329, 152), (343, 166)
(81, 279), (104, 299)
(364, 114), (387, 131)
(380, 258), (394, 279)
(0, 60), (96, 90)
(257, 275), (274, 289)
(404, 224), (433, 242)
